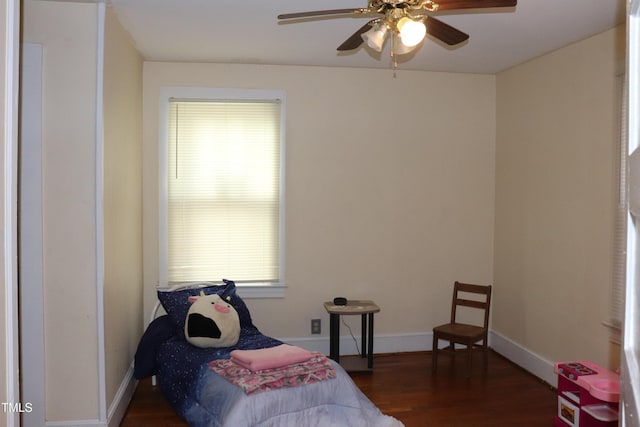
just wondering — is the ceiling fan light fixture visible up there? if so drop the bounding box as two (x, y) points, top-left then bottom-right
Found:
(361, 22), (389, 52)
(392, 34), (419, 55)
(397, 17), (426, 47)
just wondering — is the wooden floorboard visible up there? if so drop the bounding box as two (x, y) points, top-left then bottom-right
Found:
(120, 350), (557, 426)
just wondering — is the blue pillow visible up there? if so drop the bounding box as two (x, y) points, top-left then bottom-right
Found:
(157, 279), (254, 331)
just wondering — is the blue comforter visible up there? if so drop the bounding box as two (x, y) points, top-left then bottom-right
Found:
(137, 316), (403, 427)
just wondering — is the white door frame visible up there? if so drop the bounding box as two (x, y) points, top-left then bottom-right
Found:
(20, 42), (45, 427)
(623, 0), (640, 425)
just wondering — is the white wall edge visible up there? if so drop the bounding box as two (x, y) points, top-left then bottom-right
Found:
(489, 330), (557, 387)
(4, 0), (20, 426)
(94, 2), (107, 423)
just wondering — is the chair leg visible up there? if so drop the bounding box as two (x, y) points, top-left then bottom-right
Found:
(483, 342), (489, 369)
(466, 344), (473, 378)
(432, 334), (438, 372)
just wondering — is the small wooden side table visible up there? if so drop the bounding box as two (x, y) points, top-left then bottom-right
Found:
(323, 300), (380, 372)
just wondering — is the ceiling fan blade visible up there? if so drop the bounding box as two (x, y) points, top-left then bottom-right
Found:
(426, 16), (469, 45)
(337, 20), (376, 51)
(278, 9), (363, 20)
(434, 0), (516, 11)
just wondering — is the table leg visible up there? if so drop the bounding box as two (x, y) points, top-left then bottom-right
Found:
(361, 314), (367, 359)
(329, 313), (339, 363)
(367, 313), (374, 369)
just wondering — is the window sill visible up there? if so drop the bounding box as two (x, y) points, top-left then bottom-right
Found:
(236, 282), (287, 299)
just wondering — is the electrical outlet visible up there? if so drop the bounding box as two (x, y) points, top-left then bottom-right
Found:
(311, 318), (321, 334)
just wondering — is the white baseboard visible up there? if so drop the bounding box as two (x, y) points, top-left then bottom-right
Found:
(47, 420), (104, 427)
(489, 330), (557, 387)
(283, 332), (433, 356)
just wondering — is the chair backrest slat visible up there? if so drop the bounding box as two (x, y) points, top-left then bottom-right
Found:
(450, 281), (492, 327)
(455, 298), (488, 310)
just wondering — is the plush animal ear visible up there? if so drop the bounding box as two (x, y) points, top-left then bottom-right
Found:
(184, 294), (240, 348)
(187, 290), (207, 304)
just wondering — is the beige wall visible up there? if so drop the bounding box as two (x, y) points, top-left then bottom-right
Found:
(103, 5), (143, 409)
(23, 0), (101, 421)
(143, 63), (497, 339)
(494, 26), (626, 369)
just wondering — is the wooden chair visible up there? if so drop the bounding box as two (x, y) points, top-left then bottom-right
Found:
(432, 281), (492, 377)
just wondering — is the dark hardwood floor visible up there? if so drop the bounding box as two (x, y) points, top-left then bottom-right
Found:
(120, 350), (557, 426)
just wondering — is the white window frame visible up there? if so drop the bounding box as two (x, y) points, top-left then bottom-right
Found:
(158, 87), (287, 298)
(623, 0), (640, 424)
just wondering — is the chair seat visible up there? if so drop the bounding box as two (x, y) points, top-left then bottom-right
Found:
(433, 323), (485, 341)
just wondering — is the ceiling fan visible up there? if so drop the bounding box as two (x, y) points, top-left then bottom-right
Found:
(278, 0), (517, 61)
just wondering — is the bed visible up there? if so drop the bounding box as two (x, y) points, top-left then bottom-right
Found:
(134, 280), (404, 427)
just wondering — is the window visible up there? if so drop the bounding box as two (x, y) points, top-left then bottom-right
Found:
(159, 88), (286, 297)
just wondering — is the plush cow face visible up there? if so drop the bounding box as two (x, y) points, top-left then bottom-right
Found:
(184, 292), (240, 348)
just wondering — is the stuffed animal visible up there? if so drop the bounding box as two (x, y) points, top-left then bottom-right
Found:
(184, 292), (240, 348)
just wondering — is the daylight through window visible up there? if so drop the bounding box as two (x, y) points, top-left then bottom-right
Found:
(166, 96), (283, 284)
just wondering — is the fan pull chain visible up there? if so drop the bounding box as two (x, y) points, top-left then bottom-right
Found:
(390, 36), (398, 78)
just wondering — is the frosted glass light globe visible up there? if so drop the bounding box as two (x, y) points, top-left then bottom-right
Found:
(397, 17), (426, 47)
(361, 22), (389, 52)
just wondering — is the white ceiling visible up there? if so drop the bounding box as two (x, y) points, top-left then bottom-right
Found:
(109, 0), (626, 74)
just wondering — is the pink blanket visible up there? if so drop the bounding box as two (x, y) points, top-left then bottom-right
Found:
(230, 344), (313, 372)
(209, 352), (336, 395)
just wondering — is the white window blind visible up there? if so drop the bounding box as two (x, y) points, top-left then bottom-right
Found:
(166, 97), (283, 284)
(610, 73), (629, 331)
